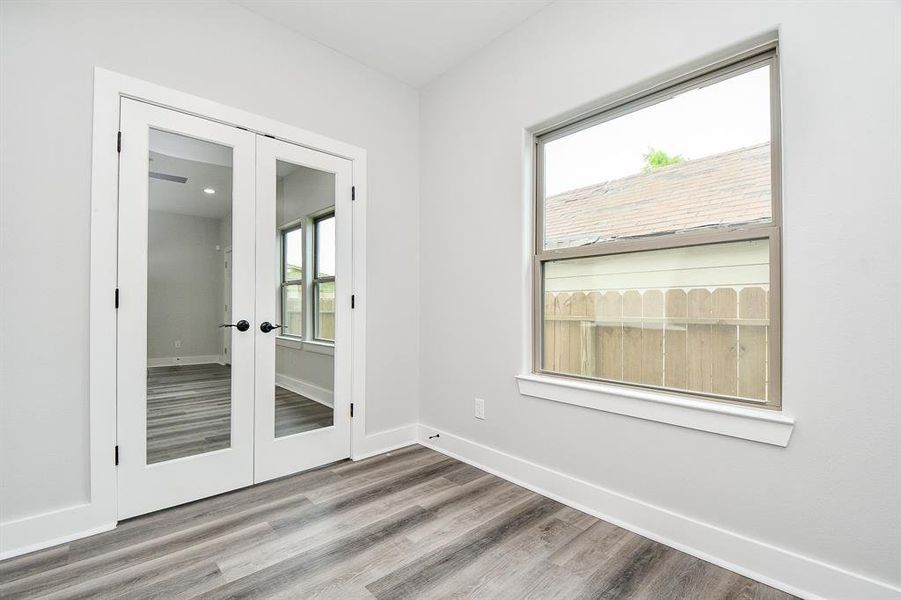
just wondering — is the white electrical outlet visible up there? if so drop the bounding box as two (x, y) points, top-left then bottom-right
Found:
(474, 397), (486, 420)
(174, 340), (182, 349)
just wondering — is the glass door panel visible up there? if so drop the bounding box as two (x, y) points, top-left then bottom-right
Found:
(273, 162), (335, 438)
(254, 138), (352, 483)
(145, 129), (234, 464)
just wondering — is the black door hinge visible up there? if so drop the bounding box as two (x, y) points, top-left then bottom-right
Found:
(115, 288), (119, 309)
(351, 294), (355, 309)
(114, 445), (119, 466)
(117, 131), (122, 153)
(351, 186), (356, 201)
(350, 403), (354, 418)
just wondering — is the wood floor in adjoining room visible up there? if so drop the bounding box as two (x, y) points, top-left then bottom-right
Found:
(146, 363), (333, 464)
(0, 446), (797, 599)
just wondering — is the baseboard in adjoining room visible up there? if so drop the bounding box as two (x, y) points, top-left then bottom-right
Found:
(147, 355), (222, 368)
(416, 424), (901, 600)
(275, 373), (334, 408)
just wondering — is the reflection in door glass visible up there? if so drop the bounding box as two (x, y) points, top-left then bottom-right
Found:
(275, 161), (335, 437)
(146, 129), (234, 464)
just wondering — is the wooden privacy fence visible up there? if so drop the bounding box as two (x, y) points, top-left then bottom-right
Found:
(543, 287), (769, 401)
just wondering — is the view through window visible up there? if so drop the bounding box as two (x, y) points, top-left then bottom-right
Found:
(536, 48), (781, 407)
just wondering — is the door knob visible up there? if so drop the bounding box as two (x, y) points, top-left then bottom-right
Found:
(260, 321), (283, 333)
(220, 320), (250, 332)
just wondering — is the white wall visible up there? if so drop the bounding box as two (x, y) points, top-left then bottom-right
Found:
(147, 211), (225, 361)
(0, 0), (419, 523)
(419, 0), (900, 595)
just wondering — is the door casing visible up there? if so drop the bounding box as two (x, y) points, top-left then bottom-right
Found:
(88, 68), (369, 530)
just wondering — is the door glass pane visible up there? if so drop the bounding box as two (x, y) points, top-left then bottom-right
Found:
(542, 239), (770, 402)
(275, 161), (335, 437)
(146, 129), (234, 464)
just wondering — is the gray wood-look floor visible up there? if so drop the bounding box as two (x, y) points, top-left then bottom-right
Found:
(147, 364), (333, 463)
(0, 446), (795, 600)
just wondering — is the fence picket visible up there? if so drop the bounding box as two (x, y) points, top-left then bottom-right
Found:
(543, 292), (556, 371)
(599, 291), (623, 381)
(710, 288), (738, 397)
(622, 291), (642, 383)
(554, 293), (572, 374)
(687, 289), (713, 393)
(739, 287), (768, 400)
(570, 292), (587, 376)
(640, 290), (664, 386)
(664, 290), (688, 390)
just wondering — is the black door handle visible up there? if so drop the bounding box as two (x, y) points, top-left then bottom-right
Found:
(260, 321), (283, 333)
(219, 320), (250, 332)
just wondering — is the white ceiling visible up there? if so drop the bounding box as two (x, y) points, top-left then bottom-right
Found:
(234, 0), (553, 87)
(149, 152), (233, 219)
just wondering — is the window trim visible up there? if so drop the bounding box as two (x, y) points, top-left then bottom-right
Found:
(280, 222), (304, 339)
(312, 210), (336, 343)
(532, 44), (782, 410)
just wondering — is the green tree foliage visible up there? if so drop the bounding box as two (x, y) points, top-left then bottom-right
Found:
(642, 148), (684, 172)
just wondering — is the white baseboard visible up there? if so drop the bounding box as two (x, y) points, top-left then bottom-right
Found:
(147, 355), (221, 367)
(275, 373), (334, 408)
(417, 424), (901, 600)
(351, 423), (418, 461)
(0, 503), (116, 560)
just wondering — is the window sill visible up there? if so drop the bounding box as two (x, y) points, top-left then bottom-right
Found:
(276, 337), (335, 356)
(515, 373), (794, 447)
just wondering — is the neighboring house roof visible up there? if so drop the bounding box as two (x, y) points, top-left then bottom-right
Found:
(544, 143), (772, 249)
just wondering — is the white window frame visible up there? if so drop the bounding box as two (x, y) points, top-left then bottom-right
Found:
(532, 44), (783, 411)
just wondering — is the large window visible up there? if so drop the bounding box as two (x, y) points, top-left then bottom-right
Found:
(534, 46), (781, 408)
(281, 225), (303, 337)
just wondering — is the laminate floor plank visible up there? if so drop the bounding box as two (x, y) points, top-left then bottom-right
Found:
(146, 363), (333, 464)
(0, 446), (798, 600)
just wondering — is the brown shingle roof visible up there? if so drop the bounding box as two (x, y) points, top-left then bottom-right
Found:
(544, 143), (772, 249)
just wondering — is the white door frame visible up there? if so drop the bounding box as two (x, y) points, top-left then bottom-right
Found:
(89, 67), (369, 529)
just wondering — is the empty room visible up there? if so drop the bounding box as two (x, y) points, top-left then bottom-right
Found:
(0, 1), (898, 599)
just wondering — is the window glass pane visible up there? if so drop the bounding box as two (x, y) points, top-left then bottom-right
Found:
(543, 65), (772, 250)
(542, 239), (769, 402)
(284, 227), (302, 281)
(282, 283), (303, 337)
(316, 215), (336, 277)
(315, 281), (335, 341)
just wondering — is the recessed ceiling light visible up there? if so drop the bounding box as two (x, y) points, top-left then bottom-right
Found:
(203, 187), (216, 195)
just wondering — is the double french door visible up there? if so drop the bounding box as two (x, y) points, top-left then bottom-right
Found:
(116, 98), (352, 519)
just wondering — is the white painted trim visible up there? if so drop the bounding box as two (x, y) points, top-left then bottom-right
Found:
(302, 340), (335, 356)
(275, 336), (335, 356)
(275, 336), (303, 350)
(351, 424), (418, 461)
(417, 426), (901, 600)
(516, 374), (794, 447)
(0, 504), (116, 560)
(275, 373), (334, 408)
(147, 355), (222, 367)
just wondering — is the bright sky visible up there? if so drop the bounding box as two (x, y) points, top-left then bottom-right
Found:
(284, 216), (336, 277)
(317, 216), (336, 277)
(544, 65), (771, 196)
